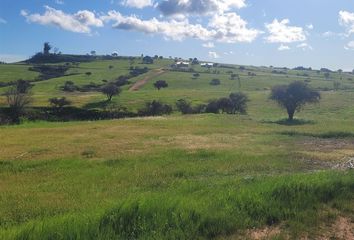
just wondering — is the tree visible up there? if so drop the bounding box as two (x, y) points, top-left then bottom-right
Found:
(90, 50), (96, 56)
(5, 86), (32, 123)
(85, 72), (92, 77)
(229, 92), (249, 114)
(270, 81), (320, 121)
(191, 58), (199, 65)
(142, 56), (154, 64)
(101, 83), (121, 101)
(43, 42), (51, 55)
(49, 97), (71, 110)
(154, 80), (168, 90)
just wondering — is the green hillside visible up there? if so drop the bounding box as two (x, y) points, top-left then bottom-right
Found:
(0, 57), (353, 239)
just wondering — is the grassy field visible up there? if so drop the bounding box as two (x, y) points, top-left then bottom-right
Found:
(0, 58), (353, 239)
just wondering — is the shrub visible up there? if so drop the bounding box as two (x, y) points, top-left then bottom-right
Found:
(210, 79), (220, 86)
(138, 100), (172, 116)
(49, 97), (71, 109)
(62, 81), (78, 92)
(176, 99), (193, 114)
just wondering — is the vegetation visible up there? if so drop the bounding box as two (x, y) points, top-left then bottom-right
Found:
(0, 48), (354, 239)
(270, 81), (321, 121)
(154, 80), (168, 90)
(101, 83), (121, 102)
(49, 97), (71, 110)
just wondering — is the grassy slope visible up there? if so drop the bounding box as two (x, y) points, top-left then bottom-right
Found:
(0, 58), (354, 239)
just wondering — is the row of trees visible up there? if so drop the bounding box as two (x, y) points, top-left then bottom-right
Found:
(1, 79), (320, 124)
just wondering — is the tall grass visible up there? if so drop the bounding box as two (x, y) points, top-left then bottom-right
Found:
(2, 171), (353, 239)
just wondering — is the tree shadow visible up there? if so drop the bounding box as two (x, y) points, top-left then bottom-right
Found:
(261, 118), (316, 126)
(83, 100), (109, 109)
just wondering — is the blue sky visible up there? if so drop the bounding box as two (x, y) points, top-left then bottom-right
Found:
(0, 0), (354, 70)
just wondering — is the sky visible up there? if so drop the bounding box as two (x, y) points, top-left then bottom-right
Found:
(0, 0), (354, 70)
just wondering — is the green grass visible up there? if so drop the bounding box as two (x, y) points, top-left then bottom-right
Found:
(0, 58), (354, 239)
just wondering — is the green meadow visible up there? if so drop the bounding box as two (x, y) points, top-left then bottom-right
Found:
(0, 58), (353, 239)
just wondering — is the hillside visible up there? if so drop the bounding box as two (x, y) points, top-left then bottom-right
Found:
(0, 56), (354, 239)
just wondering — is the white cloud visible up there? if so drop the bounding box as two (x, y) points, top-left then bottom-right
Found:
(202, 42), (215, 48)
(297, 42), (313, 50)
(21, 6), (103, 34)
(157, 0), (246, 16)
(208, 12), (261, 43)
(0, 17), (6, 24)
(208, 51), (219, 58)
(55, 0), (64, 5)
(344, 41), (354, 50)
(339, 10), (354, 35)
(103, 10), (260, 43)
(265, 19), (306, 43)
(122, 0), (153, 9)
(306, 24), (314, 30)
(278, 44), (290, 51)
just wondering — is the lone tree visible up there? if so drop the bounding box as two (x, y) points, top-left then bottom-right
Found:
(43, 42), (51, 55)
(154, 80), (168, 90)
(101, 83), (121, 101)
(49, 97), (71, 110)
(270, 81), (320, 121)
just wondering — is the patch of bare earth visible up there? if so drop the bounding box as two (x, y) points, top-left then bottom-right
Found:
(129, 69), (165, 91)
(218, 226), (283, 240)
(247, 226), (282, 240)
(296, 138), (354, 168)
(301, 217), (354, 240)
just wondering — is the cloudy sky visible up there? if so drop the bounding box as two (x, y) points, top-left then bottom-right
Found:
(0, 0), (353, 70)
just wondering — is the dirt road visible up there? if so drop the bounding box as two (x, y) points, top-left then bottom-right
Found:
(129, 69), (166, 91)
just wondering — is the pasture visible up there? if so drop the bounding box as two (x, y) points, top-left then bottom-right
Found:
(0, 58), (353, 239)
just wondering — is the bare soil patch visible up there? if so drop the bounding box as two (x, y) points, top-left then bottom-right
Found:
(129, 69), (165, 91)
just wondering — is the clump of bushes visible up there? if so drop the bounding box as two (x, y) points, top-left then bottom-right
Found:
(138, 100), (173, 116)
(176, 92), (249, 115)
(49, 97), (71, 110)
(29, 64), (70, 80)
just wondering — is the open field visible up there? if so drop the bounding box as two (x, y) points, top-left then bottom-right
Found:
(0, 58), (354, 239)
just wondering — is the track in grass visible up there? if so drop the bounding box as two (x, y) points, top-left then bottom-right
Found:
(129, 68), (166, 91)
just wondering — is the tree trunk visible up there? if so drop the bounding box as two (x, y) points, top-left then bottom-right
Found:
(287, 108), (295, 121)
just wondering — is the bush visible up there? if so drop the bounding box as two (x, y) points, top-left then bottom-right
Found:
(29, 64), (69, 80)
(49, 97), (71, 109)
(176, 99), (193, 114)
(138, 101), (173, 116)
(210, 79), (220, 86)
(205, 100), (220, 113)
(62, 81), (78, 92)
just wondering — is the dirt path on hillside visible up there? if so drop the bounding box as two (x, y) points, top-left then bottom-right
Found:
(129, 69), (166, 91)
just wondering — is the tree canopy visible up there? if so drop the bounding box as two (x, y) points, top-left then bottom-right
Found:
(270, 81), (320, 120)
